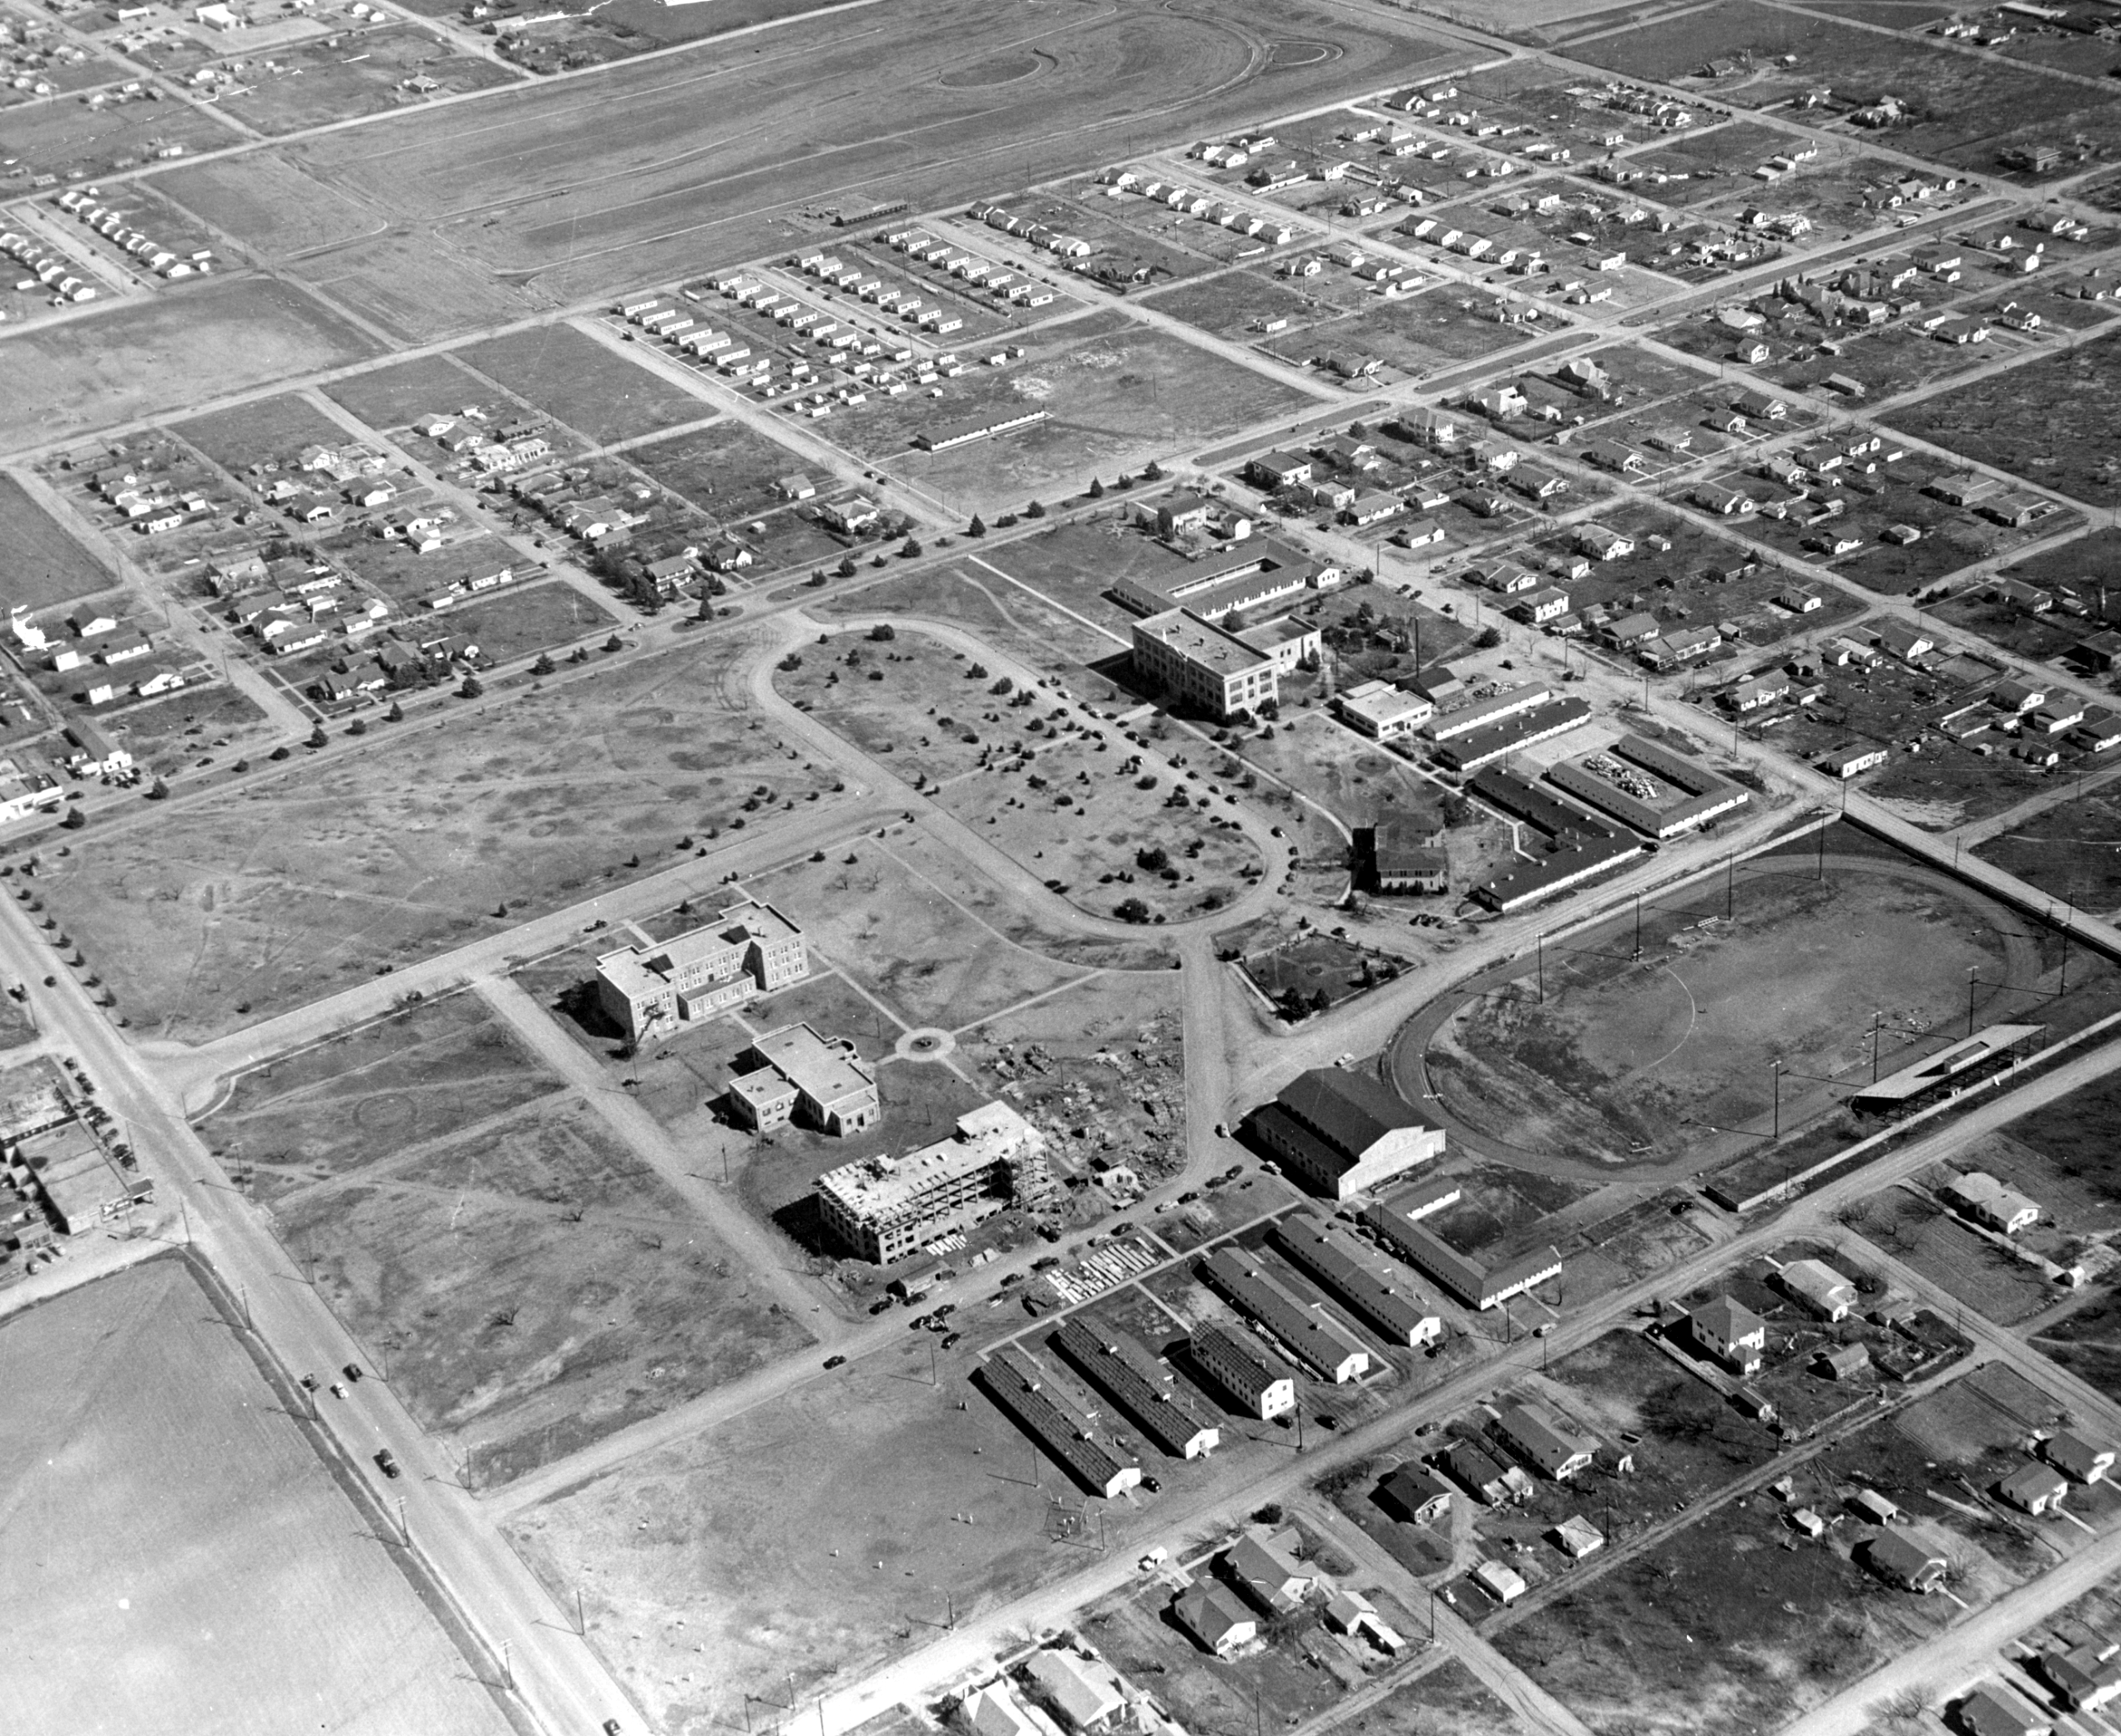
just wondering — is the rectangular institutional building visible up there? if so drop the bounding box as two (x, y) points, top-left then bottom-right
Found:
(814, 1102), (1048, 1262)
(594, 901), (809, 1043)
(1249, 1067), (1446, 1199)
(1131, 608), (1285, 722)
(727, 1022), (880, 1136)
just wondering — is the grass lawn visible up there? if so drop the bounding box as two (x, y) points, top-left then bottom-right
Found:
(175, 391), (371, 477)
(1887, 333), (2121, 508)
(321, 354), (488, 431)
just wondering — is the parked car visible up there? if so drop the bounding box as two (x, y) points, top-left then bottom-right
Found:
(329, 1382), (347, 1400)
(342, 1363), (363, 1383)
(823, 1355), (847, 1370)
(300, 1374), (318, 1391)
(373, 1449), (400, 1479)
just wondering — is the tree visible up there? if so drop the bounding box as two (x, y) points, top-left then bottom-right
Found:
(1143, 459), (1164, 481)
(990, 676), (1013, 696)
(1137, 845), (1169, 872)
(145, 778), (169, 800)
(1087, 477), (1106, 499)
(1475, 625), (1503, 649)
(1024, 500), (1046, 519)
(386, 700), (404, 723)
(1114, 896), (1150, 923)
(967, 514), (987, 537)
(967, 663), (989, 679)
(901, 537), (923, 558)
(836, 554), (858, 578)
(58, 807), (84, 830)
(868, 623), (897, 642)
(270, 744), (291, 761)
(461, 675), (485, 699)
(348, 717), (368, 736)
(533, 652), (557, 675)
(306, 724), (327, 749)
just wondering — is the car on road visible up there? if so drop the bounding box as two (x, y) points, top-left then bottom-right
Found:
(373, 1449), (399, 1479)
(823, 1355), (847, 1370)
(605, 1720), (625, 1735)
(941, 1333), (961, 1350)
(1110, 1221), (1134, 1236)
(1140, 1476), (1161, 1494)
(342, 1363), (363, 1383)
(329, 1382), (347, 1400)
(300, 1374), (318, 1391)
(867, 1298), (894, 1315)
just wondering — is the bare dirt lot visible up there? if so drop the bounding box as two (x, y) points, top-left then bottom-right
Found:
(456, 324), (714, 446)
(507, 1346), (1114, 1733)
(0, 275), (379, 454)
(0, 1254), (513, 1736)
(199, 990), (808, 1486)
(33, 630), (839, 1041)
(1886, 333), (2121, 509)
(0, 472), (117, 611)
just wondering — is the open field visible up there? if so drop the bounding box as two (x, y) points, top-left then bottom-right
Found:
(0, 90), (232, 185)
(855, 321), (1320, 514)
(1886, 334), (2121, 509)
(270, 1090), (810, 1486)
(0, 472), (116, 611)
(508, 1346), (1134, 1729)
(1565, 0), (2121, 174)
(434, 579), (621, 665)
(200, 989), (568, 1194)
(0, 276), (379, 452)
(1840, 1188), (2055, 1324)
(1974, 780), (2121, 917)
(776, 624), (1263, 922)
(1413, 859), (2022, 1167)
(174, 391), (358, 477)
(455, 325), (713, 446)
(84, 682), (272, 778)
(33, 630), (836, 1041)
(0, 1255), (513, 1736)
(170, 0), (1460, 323)
(321, 351), (489, 431)
(1264, 287), (1542, 380)
(212, 25), (520, 135)
(626, 417), (848, 526)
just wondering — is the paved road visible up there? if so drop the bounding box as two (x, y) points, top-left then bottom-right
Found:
(0, 868), (639, 1736)
(797, 1027), (2121, 1733)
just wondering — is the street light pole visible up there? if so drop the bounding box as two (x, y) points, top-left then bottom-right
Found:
(1536, 929), (1545, 1004)
(1771, 1060), (1784, 1140)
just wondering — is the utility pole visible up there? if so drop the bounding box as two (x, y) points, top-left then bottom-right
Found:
(1633, 891), (1643, 961)
(396, 1496), (408, 1546)
(1535, 929), (1545, 1004)
(501, 1640), (514, 1693)
(1771, 1060), (1785, 1141)
(240, 1284), (251, 1330)
(577, 1586), (586, 1637)
(1726, 852), (1735, 921)
(1871, 1011), (1882, 1084)
(1967, 965), (1979, 1038)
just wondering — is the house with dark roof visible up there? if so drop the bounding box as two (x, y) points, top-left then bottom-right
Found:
(1492, 1403), (1593, 1479)
(1223, 1529), (1316, 1614)
(1863, 1528), (1947, 1592)
(2042, 1431), (2115, 1485)
(2040, 1642), (2121, 1713)
(1172, 1583), (1257, 1655)
(1999, 1461), (2068, 1516)
(1376, 1463), (1452, 1525)
(1248, 1068), (1445, 1199)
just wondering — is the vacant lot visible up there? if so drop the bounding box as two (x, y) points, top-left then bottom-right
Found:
(0, 473), (115, 611)
(1889, 336), (2121, 508)
(0, 276), (379, 452)
(273, 1090), (809, 1486)
(175, 391), (357, 477)
(1140, 265), (1345, 341)
(861, 321), (1320, 513)
(201, 990), (567, 1193)
(1414, 860), (2020, 1166)
(321, 353), (489, 431)
(1569, 0), (2121, 172)
(455, 325), (713, 446)
(434, 579), (620, 665)
(35, 630), (837, 1040)
(626, 418), (842, 525)
(214, 26), (520, 134)
(508, 1347), (1121, 1731)
(1265, 287), (1537, 379)
(0, 1256), (513, 1736)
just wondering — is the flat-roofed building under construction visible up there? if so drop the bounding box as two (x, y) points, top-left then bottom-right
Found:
(593, 900), (809, 1043)
(815, 1102), (1053, 1262)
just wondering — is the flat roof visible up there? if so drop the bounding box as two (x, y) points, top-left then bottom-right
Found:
(816, 1102), (1037, 1216)
(1134, 608), (1273, 678)
(745, 1022), (874, 1105)
(1856, 1023), (2046, 1104)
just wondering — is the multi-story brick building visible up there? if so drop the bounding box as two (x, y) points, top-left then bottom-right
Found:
(593, 901), (808, 1043)
(814, 1102), (1048, 1262)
